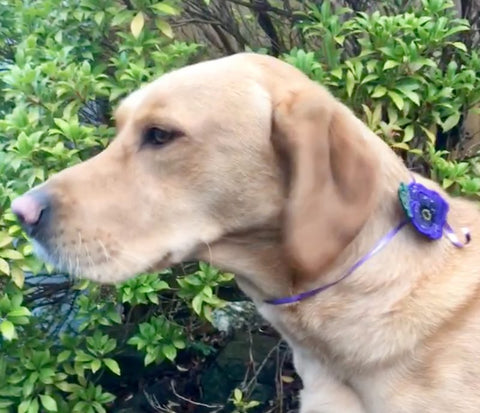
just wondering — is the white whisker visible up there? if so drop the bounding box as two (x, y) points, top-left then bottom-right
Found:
(203, 241), (213, 266)
(97, 239), (111, 264)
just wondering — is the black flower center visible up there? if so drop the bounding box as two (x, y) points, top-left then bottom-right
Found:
(421, 207), (433, 222)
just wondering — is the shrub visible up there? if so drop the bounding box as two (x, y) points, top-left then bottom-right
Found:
(284, 0), (480, 196)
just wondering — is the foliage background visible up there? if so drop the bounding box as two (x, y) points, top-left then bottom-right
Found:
(0, 0), (479, 412)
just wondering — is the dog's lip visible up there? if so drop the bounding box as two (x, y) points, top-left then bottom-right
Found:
(149, 252), (173, 272)
(32, 239), (54, 265)
(33, 237), (176, 280)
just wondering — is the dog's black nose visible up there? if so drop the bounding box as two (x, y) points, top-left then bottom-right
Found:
(11, 189), (52, 238)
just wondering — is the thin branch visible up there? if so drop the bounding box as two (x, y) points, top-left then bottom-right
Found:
(171, 19), (221, 28)
(226, 0), (291, 17)
(244, 340), (283, 392)
(170, 379), (223, 409)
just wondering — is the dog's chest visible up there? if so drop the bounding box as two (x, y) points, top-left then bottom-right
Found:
(257, 302), (344, 368)
(257, 299), (384, 368)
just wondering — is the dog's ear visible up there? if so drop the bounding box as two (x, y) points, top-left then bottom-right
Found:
(272, 86), (378, 278)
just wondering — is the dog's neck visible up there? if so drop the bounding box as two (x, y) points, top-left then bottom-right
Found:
(196, 226), (292, 302)
(196, 132), (412, 304)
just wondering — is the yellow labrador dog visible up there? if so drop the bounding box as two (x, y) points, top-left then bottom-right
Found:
(11, 54), (480, 412)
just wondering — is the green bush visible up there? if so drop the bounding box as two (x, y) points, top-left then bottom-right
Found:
(284, 0), (480, 196)
(0, 0), (479, 412)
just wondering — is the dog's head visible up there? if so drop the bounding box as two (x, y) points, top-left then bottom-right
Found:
(11, 53), (378, 283)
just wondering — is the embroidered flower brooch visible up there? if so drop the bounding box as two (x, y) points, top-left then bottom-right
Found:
(398, 181), (471, 248)
(398, 182), (448, 240)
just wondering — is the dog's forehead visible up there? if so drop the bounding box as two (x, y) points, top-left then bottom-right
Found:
(115, 56), (265, 125)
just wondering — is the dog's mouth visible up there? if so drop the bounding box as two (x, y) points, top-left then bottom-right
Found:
(30, 232), (176, 284)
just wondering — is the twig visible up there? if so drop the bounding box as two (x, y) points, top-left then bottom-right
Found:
(226, 0), (291, 17)
(244, 340), (282, 392)
(241, 328), (256, 389)
(170, 379), (224, 409)
(171, 19), (221, 27)
(143, 389), (178, 413)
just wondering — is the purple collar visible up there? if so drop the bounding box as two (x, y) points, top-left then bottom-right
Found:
(265, 181), (471, 306)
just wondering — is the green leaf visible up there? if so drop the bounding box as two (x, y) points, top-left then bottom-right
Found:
(372, 103), (382, 125)
(442, 113), (460, 132)
(443, 178), (454, 189)
(184, 275), (202, 286)
(94, 11), (105, 26)
(450, 41), (467, 52)
(18, 400), (31, 413)
(371, 86), (387, 98)
(27, 397), (39, 413)
(75, 351), (94, 363)
(162, 344), (177, 361)
(203, 305), (213, 322)
(127, 336), (142, 347)
(91, 401), (105, 413)
(362, 104), (372, 121)
(72, 401), (90, 413)
(8, 307), (31, 317)
(246, 401), (260, 408)
(392, 142), (410, 150)
(57, 351), (71, 363)
(154, 280), (169, 290)
(103, 358), (120, 376)
(420, 125), (437, 145)
(403, 125), (415, 143)
(173, 339), (186, 349)
(0, 399), (14, 408)
(90, 359), (101, 373)
(10, 266), (25, 288)
(192, 294), (203, 315)
(55, 382), (77, 392)
(23, 244), (33, 256)
(156, 19), (174, 39)
(444, 25), (470, 38)
(39, 395), (57, 412)
(330, 68), (343, 79)
(0, 258), (9, 276)
(74, 279), (90, 290)
(346, 70), (355, 97)
(151, 3), (179, 15)
(383, 60), (400, 70)
(144, 352), (156, 366)
(408, 148), (423, 155)
(39, 368), (55, 384)
(23, 379), (35, 398)
(147, 292), (159, 304)
(387, 91), (404, 110)
(111, 11), (131, 26)
(0, 249), (24, 260)
(399, 89), (420, 106)
(0, 320), (15, 341)
(130, 12), (144, 38)
(203, 285), (213, 298)
(52, 118), (70, 133)
(0, 232), (13, 248)
(360, 74), (378, 85)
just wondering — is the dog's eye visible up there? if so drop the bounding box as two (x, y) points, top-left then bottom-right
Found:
(143, 127), (178, 146)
